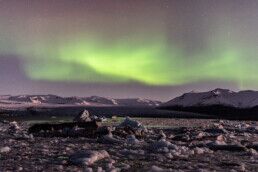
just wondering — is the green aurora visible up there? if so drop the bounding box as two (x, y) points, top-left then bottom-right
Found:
(18, 35), (258, 88)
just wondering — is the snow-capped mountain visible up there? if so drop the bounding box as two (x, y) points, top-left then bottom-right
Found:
(7, 95), (90, 105)
(116, 98), (161, 106)
(162, 88), (258, 108)
(0, 95), (161, 107)
(83, 96), (118, 105)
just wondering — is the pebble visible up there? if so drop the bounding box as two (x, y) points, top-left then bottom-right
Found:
(246, 148), (258, 156)
(109, 168), (121, 172)
(15, 167), (23, 171)
(106, 162), (114, 169)
(83, 167), (93, 172)
(194, 147), (205, 154)
(216, 135), (225, 142)
(69, 150), (109, 166)
(196, 132), (206, 139)
(97, 167), (104, 172)
(120, 163), (131, 170)
(149, 165), (168, 172)
(239, 163), (246, 171)
(99, 134), (124, 144)
(150, 139), (177, 151)
(165, 153), (173, 159)
(126, 134), (140, 144)
(158, 130), (167, 140)
(9, 121), (20, 131)
(0, 146), (11, 153)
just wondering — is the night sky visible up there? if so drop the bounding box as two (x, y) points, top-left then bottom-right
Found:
(0, 0), (258, 100)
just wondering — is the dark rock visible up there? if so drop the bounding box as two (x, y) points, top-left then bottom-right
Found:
(204, 128), (227, 134)
(207, 143), (246, 151)
(28, 121), (100, 137)
(96, 126), (113, 137)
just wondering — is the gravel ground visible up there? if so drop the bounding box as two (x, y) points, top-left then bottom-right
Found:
(0, 118), (258, 172)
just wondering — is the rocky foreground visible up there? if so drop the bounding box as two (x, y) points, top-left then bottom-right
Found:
(0, 117), (258, 172)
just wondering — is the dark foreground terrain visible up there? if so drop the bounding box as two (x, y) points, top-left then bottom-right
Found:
(0, 117), (257, 172)
(159, 105), (258, 121)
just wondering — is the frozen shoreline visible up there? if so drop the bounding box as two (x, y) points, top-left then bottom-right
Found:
(0, 118), (257, 171)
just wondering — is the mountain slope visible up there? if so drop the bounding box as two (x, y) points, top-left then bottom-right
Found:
(162, 88), (258, 108)
(160, 88), (258, 120)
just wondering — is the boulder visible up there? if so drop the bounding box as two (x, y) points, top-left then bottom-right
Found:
(118, 117), (147, 132)
(73, 110), (92, 122)
(9, 121), (20, 131)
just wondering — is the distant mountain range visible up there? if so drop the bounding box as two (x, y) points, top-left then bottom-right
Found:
(160, 88), (258, 120)
(2, 89), (258, 120)
(0, 95), (161, 107)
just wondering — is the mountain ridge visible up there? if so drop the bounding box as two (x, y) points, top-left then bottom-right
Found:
(0, 94), (162, 107)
